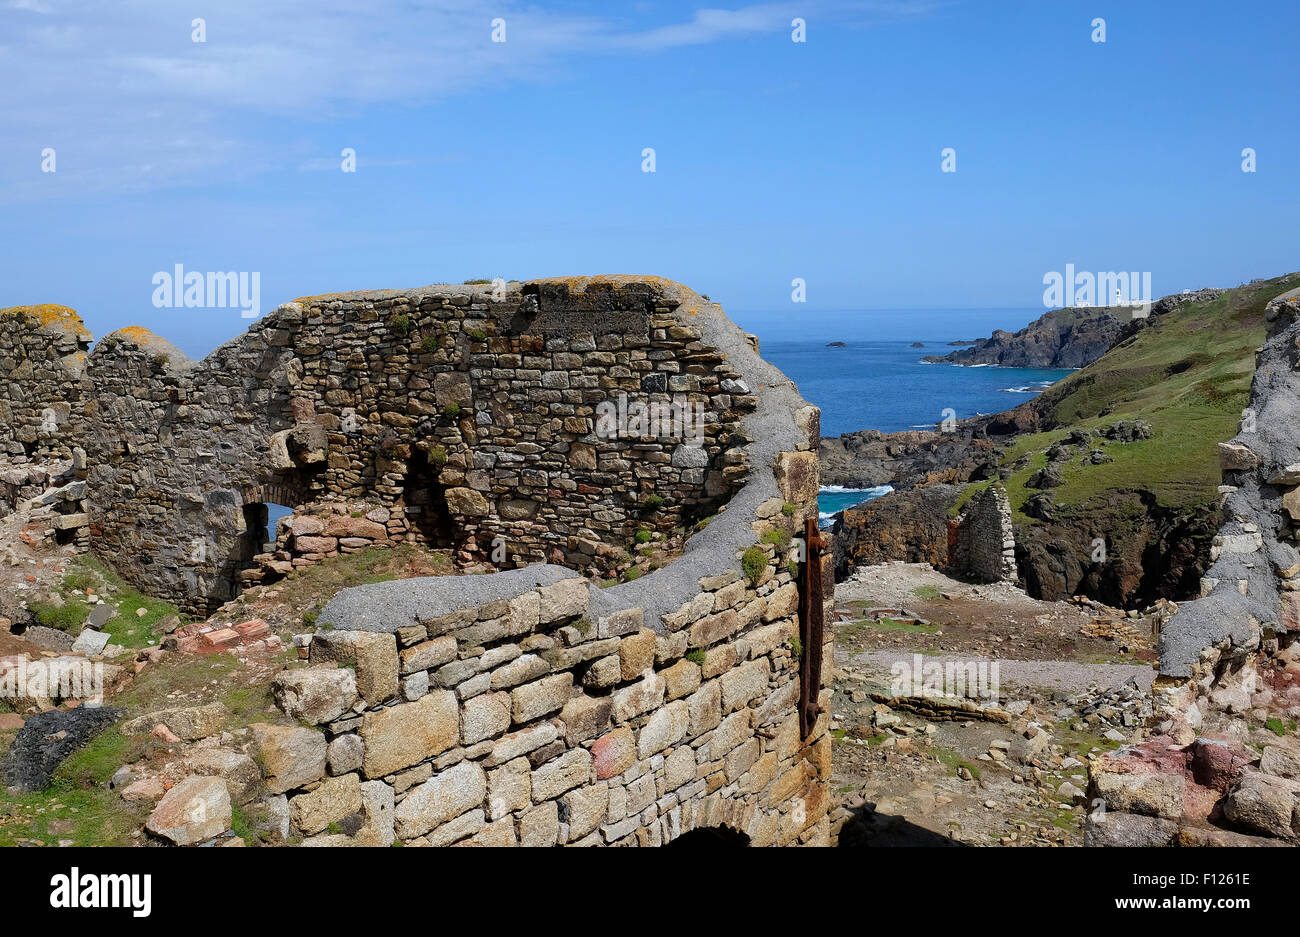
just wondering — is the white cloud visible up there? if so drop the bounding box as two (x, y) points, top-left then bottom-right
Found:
(0, 0), (935, 200)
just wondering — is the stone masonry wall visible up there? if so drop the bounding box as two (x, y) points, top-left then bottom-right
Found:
(0, 305), (91, 461)
(77, 278), (753, 614)
(235, 277), (833, 847)
(954, 484), (1018, 584)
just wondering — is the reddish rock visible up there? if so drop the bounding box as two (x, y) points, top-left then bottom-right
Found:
(591, 727), (635, 779)
(325, 516), (388, 540)
(294, 535), (337, 553)
(290, 515), (325, 536)
(202, 628), (240, 647)
(1189, 737), (1255, 792)
(234, 619), (270, 640)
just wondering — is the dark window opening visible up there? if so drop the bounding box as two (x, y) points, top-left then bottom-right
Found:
(666, 825), (751, 847)
(402, 449), (456, 546)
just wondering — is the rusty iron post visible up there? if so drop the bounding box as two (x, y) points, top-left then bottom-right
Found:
(798, 516), (827, 739)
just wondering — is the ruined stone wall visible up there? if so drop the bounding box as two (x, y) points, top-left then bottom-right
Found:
(80, 278), (753, 614)
(253, 287), (834, 845)
(259, 552), (830, 847)
(0, 305), (91, 461)
(954, 485), (1018, 584)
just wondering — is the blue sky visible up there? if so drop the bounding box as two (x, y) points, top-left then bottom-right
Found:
(1, 0), (1296, 357)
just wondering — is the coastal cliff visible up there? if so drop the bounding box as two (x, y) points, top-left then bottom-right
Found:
(921, 305), (1125, 368)
(829, 276), (1298, 608)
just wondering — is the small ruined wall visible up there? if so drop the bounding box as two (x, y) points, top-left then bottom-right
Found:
(954, 485), (1018, 584)
(79, 278), (753, 613)
(0, 305), (91, 461)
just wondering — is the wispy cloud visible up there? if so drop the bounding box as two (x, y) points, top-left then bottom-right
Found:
(0, 0), (936, 200)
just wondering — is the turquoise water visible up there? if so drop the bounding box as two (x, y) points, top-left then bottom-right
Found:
(757, 340), (1071, 522)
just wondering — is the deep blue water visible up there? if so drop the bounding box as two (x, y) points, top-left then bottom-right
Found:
(758, 340), (1072, 520)
(762, 340), (1071, 438)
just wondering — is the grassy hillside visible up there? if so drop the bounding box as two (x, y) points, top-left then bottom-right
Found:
(957, 273), (1300, 520)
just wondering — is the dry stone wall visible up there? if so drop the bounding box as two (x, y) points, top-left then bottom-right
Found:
(33, 278), (757, 614)
(953, 484), (1018, 583)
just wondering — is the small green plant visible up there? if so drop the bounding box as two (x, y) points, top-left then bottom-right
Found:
(741, 546), (768, 585)
(443, 403), (461, 419)
(463, 278), (493, 285)
(573, 617), (593, 635)
(781, 502), (797, 517)
(302, 609), (318, 626)
(643, 494), (664, 510)
(390, 314), (411, 336)
(1265, 717), (1293, 737)
(623, 566), (643, 582)
(789, 635), (803, 659)
(634, 529), (653, 545)
(466, 328), (488, 341)
(787, 559), (799, 579)
(429, 445), (447, 466)
(686, 648), (707, 666)
(421, 334), (440, 352)
(761, 528), (792, 551)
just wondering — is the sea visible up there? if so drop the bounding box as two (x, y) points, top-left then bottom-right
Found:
(757, 334), (1072, 524)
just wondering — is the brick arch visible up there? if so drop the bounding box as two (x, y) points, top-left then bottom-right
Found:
(240, 482), (309, 510)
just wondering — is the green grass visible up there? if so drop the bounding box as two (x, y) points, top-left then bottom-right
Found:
(0, 726), (147, 847)
(955, 274), (1300, 520)
(30, 553), (185, 649)
(866, 617), (939, 634)
(912, 585), (941, 600)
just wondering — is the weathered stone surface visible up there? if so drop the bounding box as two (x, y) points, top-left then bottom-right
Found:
(1092, 769), (1186, 820)
(122, 702), (229, 741)
(352, 632), (399, 704)
(774, 450), (819, 504)
(360, 691), (459, 778)
(327, 734), (365, 776)
(487, 757), (531, 819)
(538, 578), (588, 623)
(612, 675), (664, 723)
(619, 629), (657, 680)
(518, 800), (559, 847)
(720, 658), (770, 712)
(562, 781), (608, 841)
(394, 761), (486, 840)
(290, 773), (362, 835)
(462, 691), (511, 745)
(511, 673), (573, 724)
(184, 748), (261, 805)
(271, 667), (356, 725)
(532, 748), (592, 801)
(637, 701), (689, 758)
(661, 659), (701, 700)
(560, 694), (613, 745)
(1223, 773), (1300, 839)
(146, 776), (232, 845)
(401, 636), (457, 674)
(250, 723), (327, 795)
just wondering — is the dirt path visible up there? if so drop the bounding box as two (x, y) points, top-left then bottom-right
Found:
(830, 563), (1159, 847)
(847, 648), (1154, 695)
